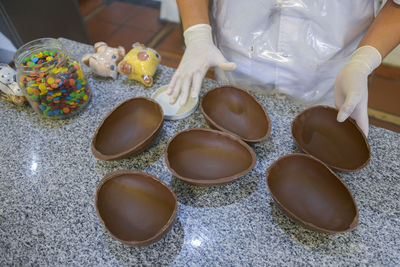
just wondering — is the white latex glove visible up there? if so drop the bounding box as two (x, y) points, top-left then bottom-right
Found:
(167, 24), (236, 105)
(334, 46), (382, 137)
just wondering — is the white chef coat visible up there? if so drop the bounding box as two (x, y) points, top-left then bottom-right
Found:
(212, 0), (380, 105)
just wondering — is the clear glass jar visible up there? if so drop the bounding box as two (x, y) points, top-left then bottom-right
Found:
(14, 38), (91, 119)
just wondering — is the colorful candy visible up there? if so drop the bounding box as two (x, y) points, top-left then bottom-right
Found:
(18, 49), (90, 118)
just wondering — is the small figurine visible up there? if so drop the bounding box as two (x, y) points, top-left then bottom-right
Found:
(0, 63), (26, 105)
(118, 42), (161, 87)
(82, 42), (125, 79)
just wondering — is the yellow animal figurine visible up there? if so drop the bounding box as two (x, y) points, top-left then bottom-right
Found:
(118, 43), (161, 87)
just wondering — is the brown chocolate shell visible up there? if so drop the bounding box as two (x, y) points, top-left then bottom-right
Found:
(165, 128), (256, 186)
(266, 154), (359, 233)
(91, 97), (163, 160)
(201, 86), (271, 143)
(292, 105), (370, 171)
(95, 170), (177, 246)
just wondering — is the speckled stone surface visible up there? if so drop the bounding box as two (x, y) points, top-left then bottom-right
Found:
(0, 38), (399, 266)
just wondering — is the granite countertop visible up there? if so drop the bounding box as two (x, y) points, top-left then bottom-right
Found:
(0, 38), (399, 266)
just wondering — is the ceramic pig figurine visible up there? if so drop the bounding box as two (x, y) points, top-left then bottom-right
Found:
(0, 63), (26, 105)
(118, 42), (161, 87)
(82, 42), (125, 79)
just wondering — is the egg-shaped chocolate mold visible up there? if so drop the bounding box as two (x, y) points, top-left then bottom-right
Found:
(91, 97), (163, 160)
(95, 170), (177, 246)
(201, 86), (271, 143)
(165, 128), (256, 186)
(266, 154), (359, 233)
(292, 105), (370, 171)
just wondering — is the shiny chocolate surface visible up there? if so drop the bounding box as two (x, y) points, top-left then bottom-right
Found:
(292, 105), (370, 171)
(91, 97), (163, 160)
(96, 170), (177, 246)
(266, 154), (358, 233)
(201, 86), (271, 143)
(165, 128), (256, 186)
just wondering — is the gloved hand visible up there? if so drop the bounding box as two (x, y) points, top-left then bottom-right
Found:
(167, 24), (236, 105)
(334, 46), (382, 137)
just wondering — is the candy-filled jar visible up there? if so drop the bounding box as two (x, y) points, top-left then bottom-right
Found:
(14, 38), (91, 119)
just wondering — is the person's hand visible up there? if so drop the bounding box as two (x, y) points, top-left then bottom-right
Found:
(334, 46), (382, 137)
(167, 24), (236, 105)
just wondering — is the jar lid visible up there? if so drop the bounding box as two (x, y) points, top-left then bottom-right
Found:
(151, 85), (199, 120)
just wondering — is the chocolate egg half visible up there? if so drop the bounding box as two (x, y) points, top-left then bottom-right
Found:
(266, 154), (359, 233)
(292, 105), (370, 171)
(165, 128), (256, 186)
(91, 97), (163, 160)
(95, 170), (177, 246)
(201, 86), (271, 143)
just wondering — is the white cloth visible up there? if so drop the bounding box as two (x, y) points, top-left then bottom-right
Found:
(212, 0), (379, 105)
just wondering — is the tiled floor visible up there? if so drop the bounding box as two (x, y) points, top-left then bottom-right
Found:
(85, 2), (164, 50)
(78, 0), (400, 133)
(79, 0), (104, 17)
(155, 26), (184, 69)
(79, 0), (183, 68)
